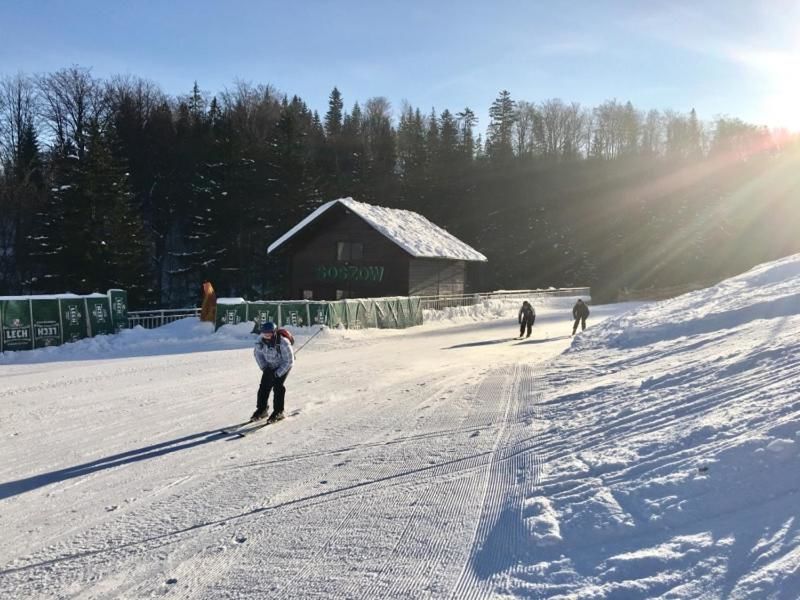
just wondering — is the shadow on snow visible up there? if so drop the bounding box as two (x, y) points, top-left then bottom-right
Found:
(0, 428), (241, 500)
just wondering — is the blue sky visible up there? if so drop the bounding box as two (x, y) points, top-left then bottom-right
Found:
(2, 0), (798, 131)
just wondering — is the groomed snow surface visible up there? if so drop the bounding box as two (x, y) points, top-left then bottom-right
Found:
(2, 256), (800, 599)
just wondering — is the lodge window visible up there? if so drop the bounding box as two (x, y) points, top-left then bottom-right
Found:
(336, 289), (353, 300)
(302, 289), (313, 300)
(336, 241), (363, 261)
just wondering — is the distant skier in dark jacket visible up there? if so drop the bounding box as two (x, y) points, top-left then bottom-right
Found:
(252, 321), (294, 423)
(518, 300), (536, 338)
(572, 299), (590, 335)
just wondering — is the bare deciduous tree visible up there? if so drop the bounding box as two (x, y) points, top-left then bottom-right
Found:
(513, 100), (538, 157)
(0, 73), (38, 170)
(36, 66), (103, 156)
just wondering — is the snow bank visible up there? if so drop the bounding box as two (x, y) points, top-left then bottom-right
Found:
(575, 253), (800, 350)
(499, 253), (800, 597)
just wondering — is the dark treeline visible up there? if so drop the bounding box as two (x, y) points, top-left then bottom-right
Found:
(1, 67), (799, 307)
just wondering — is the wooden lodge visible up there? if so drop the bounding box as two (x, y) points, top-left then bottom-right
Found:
(267, 198), (487, 301)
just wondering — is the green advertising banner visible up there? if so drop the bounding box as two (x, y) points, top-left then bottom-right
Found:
(407, 297), (423, 326)
(247, 302), (280, 333)
(342, 300), (378, 329)
(375, 299), (394, 329)
(1, 299), (34, 351)
(279, 302), (309, 328)
(215, 302), (248, 330)
(308, 303), (329, 327)
(394, 299), (408, 329)
(343, 300), (359, 329)
(60, 298), (87, 343)
(360, 300), (378, 328)
(326, 301), (346, 328)
(31, 299), (62, 348)
(0, 289), (130, 352)
(86, 296), (112, 337)
(108, 289), (128, 333)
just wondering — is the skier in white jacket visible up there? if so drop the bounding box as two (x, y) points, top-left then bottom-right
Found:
(252, 321), (294, 422)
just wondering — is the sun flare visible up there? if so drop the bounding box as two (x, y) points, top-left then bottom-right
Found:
(759, 50), (800, 132)
(763, 84), (800, 132)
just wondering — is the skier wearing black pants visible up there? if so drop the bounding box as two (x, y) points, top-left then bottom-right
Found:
(257, 369), (287, 420)
(572, 299), (590, 335)
(252, 321), (294, 423)
(518, 300), (536, 338)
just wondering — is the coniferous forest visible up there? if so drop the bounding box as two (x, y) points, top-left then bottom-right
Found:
(1, 67), (798, 308)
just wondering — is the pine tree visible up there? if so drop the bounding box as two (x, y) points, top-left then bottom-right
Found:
(423, 108), (440, 215)
(688, 108), (703, 158)
(31, 140), (86, 293)
(487, 90), (516, 162)
(3, 120), (44, 291)
(84, 123), (152, 303)
(456, 107), (477, 159)
(323, 87), (345, 195)
(621, 101), (640, 156)
(141, 100), (178, 303)
(188, 81), (206, 123)
(428, 109), (461, 225)
(361, 97), (396, 203)
(208, 97), (222, 127)
(341, 102), (365, 196)
(426, 108), (439, 171)
(397, 105), (427, 208)
(439, 110), (459, 162)
(0, 115), (44, 293)
(324, 87), (344, 138)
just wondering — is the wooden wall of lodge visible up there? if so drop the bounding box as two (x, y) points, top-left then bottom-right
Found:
(409, 258), (466, 297)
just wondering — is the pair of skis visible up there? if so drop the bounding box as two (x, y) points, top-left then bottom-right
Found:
(220, 419), (271, 437)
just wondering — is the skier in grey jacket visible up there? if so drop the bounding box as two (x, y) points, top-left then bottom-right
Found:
(572, 299), (590, 335)
(518, 300), (535, 338)
(252, 321), (294, 422)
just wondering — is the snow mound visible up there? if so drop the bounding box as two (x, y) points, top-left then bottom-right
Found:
(505, 253), (800, 597)
(576, 252), (800, 350)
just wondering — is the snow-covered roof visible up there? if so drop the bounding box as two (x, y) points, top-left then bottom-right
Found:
(267, 197), (487, 262)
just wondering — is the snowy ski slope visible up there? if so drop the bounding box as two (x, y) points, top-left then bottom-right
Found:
(2, 258), (800, 598)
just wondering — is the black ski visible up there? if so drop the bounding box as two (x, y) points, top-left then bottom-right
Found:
(235, 415), (287, 437)
(220, 420), (256, 434)
(235, 420), (272, 437)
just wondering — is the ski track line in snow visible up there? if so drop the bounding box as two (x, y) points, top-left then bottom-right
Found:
(293, 367), (519, 599)
(238, 365), (520, 599)
(218, 423), (492, 474)
(367, 367), (526, 600)
(449, 362), (546, 600)
(259, 493), (373, 600)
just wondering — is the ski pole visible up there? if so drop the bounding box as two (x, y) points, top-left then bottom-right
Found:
(295, 325), (325, 354)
